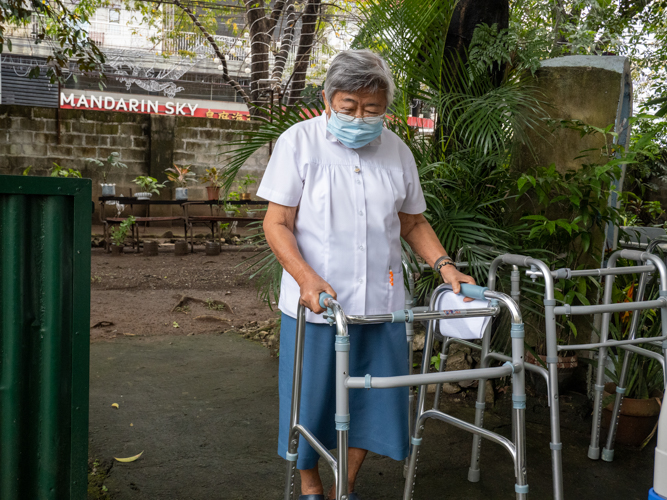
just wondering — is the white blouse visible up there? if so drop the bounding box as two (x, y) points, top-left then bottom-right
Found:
(257, 112), (427, 324)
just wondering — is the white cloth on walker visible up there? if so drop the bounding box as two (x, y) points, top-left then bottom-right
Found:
(435, 287), (491, 340)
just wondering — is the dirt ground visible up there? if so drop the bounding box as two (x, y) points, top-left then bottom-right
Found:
(90, 246), (280, 342)
(87, 247), (657, 500)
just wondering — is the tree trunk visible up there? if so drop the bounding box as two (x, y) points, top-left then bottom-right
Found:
(245, 0), (271, 108)
(287, 0), (321, 105)
(272, 2), (297, 84)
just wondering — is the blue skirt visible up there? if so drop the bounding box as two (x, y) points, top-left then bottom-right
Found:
(277, 313), (409, 470)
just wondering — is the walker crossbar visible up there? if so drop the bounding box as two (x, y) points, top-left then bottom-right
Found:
(526, 264), (656, 279)
(557, 335), (667, 352)
(347, 365), (515, 389)
(554, 299), (667, 316)
(284, 284), (529, 500)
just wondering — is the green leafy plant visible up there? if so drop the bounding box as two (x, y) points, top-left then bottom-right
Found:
(85, 152), (128, 184)
(165, 164), (196, 188)
(199, 167), (224, 187)
(50, 163), (82, 178)
(109, 216), (136, 247)
(239, 173), (257, 194)
(132, 176), (165, 195)
(224, 203), (239, 214)
(602, 272), (665, 400)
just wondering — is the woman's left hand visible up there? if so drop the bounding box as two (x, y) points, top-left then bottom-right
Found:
(439, 264), (476, 302)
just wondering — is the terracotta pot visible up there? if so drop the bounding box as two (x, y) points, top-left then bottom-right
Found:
(206, 186), (220, 201)
(174, 240), (189, 256)
(601, 382), (662, 447)
(205, 241), (221, 256)
(240, 193), (251, 201)
(143, 240), (158, 256)
(110, 244), (123, 256)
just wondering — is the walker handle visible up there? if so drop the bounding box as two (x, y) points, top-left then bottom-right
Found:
(319, 292), (334, 309)
(459, 283), (489, 300)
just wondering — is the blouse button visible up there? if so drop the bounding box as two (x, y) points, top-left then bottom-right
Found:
(358, 210), (363, 216)
(356, 180), (361, 185)
(354, 167), (361, 173)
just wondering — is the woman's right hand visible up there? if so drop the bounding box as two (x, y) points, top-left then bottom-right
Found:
(299, 273), (337, 314)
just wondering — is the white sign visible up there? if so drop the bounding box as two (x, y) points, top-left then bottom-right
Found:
(60, 93), (199, 116)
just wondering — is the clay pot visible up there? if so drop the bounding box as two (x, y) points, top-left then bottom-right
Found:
(205, 241), (221, 256)
(206, 186), (220, 200)
(601, 382), (662, 447)
(174, 240), (189, 256)
(240, 193), (251, 201)
(110, 244), (123, 256)
(143, 240), (158, 256)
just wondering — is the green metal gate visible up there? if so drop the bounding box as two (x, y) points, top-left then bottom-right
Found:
(0, 175), (91, 500)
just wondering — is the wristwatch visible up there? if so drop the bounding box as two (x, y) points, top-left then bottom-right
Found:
(434, 255), (455, 273)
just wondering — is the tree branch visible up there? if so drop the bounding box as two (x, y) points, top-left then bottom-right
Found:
(172, 0), (250, 104)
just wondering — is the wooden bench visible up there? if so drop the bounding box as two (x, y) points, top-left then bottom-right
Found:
(103, 216), (186, 252)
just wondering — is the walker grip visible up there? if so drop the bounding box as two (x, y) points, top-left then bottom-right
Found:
(459, 283), (488, 300)
(319, 293), (334, 309)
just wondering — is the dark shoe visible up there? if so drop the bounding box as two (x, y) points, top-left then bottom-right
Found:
(298, 496), (326, 500)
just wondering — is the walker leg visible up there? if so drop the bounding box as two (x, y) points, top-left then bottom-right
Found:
(603, 268), (649, 462)
(284, 306), (307, 500)
(510, 322), (528, 499)
(544, 299), (564, 500)
(432, 340), (450, 410)
(403, 423), (424, 500)
(589, 300), (613, 461)
(468, 327), (491, 483)
(335, 312), (350, 500)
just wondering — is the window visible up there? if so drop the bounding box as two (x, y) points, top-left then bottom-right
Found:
(109, 8), (120, 23)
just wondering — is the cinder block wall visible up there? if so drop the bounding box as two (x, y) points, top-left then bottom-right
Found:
(0, 105), (269, 223)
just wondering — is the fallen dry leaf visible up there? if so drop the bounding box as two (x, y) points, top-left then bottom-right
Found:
(114, 451), (143, 463)
(111, 403), (119, 409)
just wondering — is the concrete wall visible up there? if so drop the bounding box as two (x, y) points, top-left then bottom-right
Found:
(517, 56), (632, 174)
(0, 105), (269, 222)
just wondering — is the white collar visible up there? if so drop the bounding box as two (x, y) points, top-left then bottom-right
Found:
(321, 111), (383, 147)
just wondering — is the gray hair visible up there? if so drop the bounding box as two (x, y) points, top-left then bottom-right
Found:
(323, 49), (395, 108)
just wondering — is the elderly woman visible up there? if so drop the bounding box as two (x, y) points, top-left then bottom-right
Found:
(257, 49), (474, 500)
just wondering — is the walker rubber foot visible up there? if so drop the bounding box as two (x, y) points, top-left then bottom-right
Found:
(601, 448), (614, 462)
(468, 467), (481, 483)
(588, 446), (600, 460)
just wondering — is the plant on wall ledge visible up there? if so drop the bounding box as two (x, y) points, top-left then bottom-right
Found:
(85, 152), (128, 185)
(165, 164), (196, 188)
(132, 176), (165, 199)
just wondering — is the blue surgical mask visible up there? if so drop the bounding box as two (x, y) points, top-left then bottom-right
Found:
(326, 112), (384, 149)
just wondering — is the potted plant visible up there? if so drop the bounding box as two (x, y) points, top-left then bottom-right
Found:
(109, 216), (136, 255)
(86, 152), (128, 196)
(239, 173), (257, 201)
(50, 163), (83, 178)
(224, 203), (239, 217)
(165, 164), (197, 200)
(199, 167), (224, 201)
(132, 176), (165, 200)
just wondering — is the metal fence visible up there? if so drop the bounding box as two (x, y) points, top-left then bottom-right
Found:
(0, 175), (92, 500)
